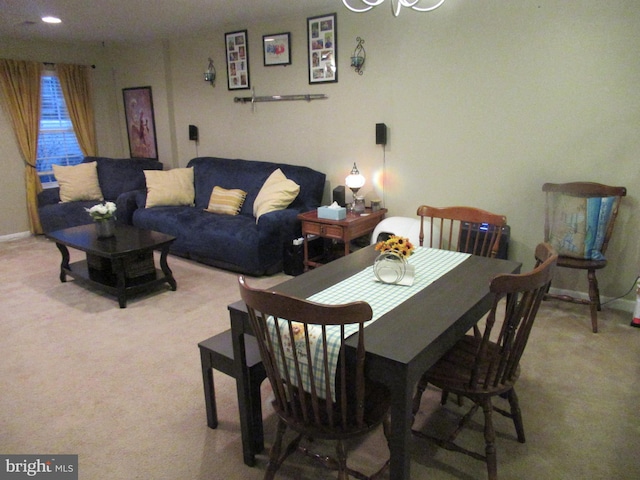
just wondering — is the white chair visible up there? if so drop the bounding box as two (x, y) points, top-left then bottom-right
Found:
(370, 216), (423, 247)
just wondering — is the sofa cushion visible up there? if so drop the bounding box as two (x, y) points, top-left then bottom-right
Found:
(187, 157), (325, 217)
(144, 168), (195, 208)
(205, 186), (247, 215)
(91, 156), (163, 201)
(53, 162), (104, 202)
(253, 168), (300, 221)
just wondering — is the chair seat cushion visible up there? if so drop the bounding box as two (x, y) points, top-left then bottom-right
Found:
(425, 335), (520, 397)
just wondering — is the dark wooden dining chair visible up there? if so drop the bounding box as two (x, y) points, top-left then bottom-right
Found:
(238, 276), (391, 480)
(417, 205), (507, 258)
(418, 205), (508, 342)
(542, 182), (626, 333)
(411, 243), (557, 480)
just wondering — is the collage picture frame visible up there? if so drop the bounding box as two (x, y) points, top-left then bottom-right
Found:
(225, 29), (250, 90)
(307, 13), (337, 84)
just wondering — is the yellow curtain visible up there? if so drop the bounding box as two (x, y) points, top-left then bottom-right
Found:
(0, 59), (44, 234)
(57, 63), (97, 156)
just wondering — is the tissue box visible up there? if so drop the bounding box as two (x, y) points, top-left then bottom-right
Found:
(317, 205), (347, 220)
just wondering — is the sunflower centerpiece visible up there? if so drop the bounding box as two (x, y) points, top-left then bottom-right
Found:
(373, 235), (415, 284)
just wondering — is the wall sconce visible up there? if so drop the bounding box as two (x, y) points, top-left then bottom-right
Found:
(345, 162), (366, 212)
(204, 58), (216, 86)
(350, 37), (366, 75)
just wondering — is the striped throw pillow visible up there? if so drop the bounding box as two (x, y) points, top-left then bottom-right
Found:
(204, 186), (247, 215)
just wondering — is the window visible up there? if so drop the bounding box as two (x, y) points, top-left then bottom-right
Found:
(36, 73), (83, 187)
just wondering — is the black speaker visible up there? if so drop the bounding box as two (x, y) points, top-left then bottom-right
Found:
(188, 124), (199, 141)
(460, 223), (511, 260)
(375, 123), (387, 145)
(333, 186), (346, 207)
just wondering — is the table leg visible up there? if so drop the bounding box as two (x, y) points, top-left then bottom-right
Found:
(159, 246), (177, 290)
(385, 370), (413, 480)
(302, 235), (310, 272)
(199, 350), (218, 429)
(112, 257), (127, 308)
(55, 243), (70, 282)
(230, 308), (260, 467)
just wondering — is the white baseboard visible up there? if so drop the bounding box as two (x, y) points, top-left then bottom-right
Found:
(548, 287), (635, 314)
(0, 231), (32, 242)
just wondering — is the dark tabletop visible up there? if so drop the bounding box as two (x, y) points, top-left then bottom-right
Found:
(45, 223), (175, 258)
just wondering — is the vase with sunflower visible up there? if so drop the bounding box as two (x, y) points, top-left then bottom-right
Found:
(373, 235), (415, 284)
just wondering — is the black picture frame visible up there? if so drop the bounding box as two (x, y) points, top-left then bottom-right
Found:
(307, 13), (337, 84)
(122, 86), (158, 160)
(225, 29), (250, 90)
(263, 32), (291, 66)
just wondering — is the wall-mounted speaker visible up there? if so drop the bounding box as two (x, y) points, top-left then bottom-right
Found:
(375, 123), (387, 145)
(188, 124), (199, 142)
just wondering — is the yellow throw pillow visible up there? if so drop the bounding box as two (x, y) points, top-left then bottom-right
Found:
(144, 167), (195, 208)
(253, 168), (300, 221)
(205, 186), (247, 215)
(53, 162), (104, 202)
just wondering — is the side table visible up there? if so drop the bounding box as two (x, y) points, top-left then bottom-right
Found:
(297, 208), (387, 270)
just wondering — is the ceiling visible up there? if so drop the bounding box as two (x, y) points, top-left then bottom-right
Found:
(0, 0), (341, 44)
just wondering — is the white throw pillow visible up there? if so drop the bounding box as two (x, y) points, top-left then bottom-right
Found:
(253, 169), (300, 221)
(144, 167), (195, 208)
(53, 162), (104, 202)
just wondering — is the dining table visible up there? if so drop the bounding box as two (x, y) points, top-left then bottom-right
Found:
(227, 244), (521, 480)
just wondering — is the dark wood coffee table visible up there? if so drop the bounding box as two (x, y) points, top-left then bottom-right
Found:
(46, 223), (177, 308)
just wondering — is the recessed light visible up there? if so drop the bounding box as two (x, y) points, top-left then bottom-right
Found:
(41, 16), (62, 24)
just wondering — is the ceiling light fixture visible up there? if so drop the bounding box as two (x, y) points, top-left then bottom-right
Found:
(41, 16), (62, 24)
(342, 0), (446, 17)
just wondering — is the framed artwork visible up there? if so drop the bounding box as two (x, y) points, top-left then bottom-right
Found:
(122, 86), (158, 160)
(307, 13), (337, 84)
(263, 32), (291, 66)
(225, 29), (250, 90)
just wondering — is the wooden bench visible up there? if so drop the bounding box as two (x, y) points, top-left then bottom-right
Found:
(198, 329), (266, 466)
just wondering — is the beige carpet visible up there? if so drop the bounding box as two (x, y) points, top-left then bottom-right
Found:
(1, 236), (639, 479)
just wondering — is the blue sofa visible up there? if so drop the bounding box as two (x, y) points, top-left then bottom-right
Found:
(37, 156), (163, 233)
(129, 157), (326, 276)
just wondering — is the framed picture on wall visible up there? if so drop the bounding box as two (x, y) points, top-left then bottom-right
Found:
(122, 86), (158, 160)
(263, 32), (291, 66)
(307, 13), (337, 84)
(225, 29), (250, 90)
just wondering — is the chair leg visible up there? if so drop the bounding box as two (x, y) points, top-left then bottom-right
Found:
(481, 399), (498, 480)
(507, 388), (526, 443)
(336, 440), (348, 480)
(265, 419), (287, 480)
(587, 269), (600, 333)
(412, 378), (427, 415)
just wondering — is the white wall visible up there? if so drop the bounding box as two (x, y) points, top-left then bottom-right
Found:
(1, 1), (638, 303)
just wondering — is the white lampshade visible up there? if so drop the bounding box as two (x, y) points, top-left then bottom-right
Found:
(345, 163), (365, 193)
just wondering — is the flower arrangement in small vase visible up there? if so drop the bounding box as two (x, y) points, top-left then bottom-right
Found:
(374, 235), (415, 258)
(373, 235), (415, 284)
(86, 201), (117, 221)
(86, 202), (117, 238)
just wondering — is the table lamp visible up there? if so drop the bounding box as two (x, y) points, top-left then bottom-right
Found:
(345, 163), (365, 211)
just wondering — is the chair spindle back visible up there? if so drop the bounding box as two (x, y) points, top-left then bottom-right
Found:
(238, 276), (372, 435)
(417, 205), (507, 258)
